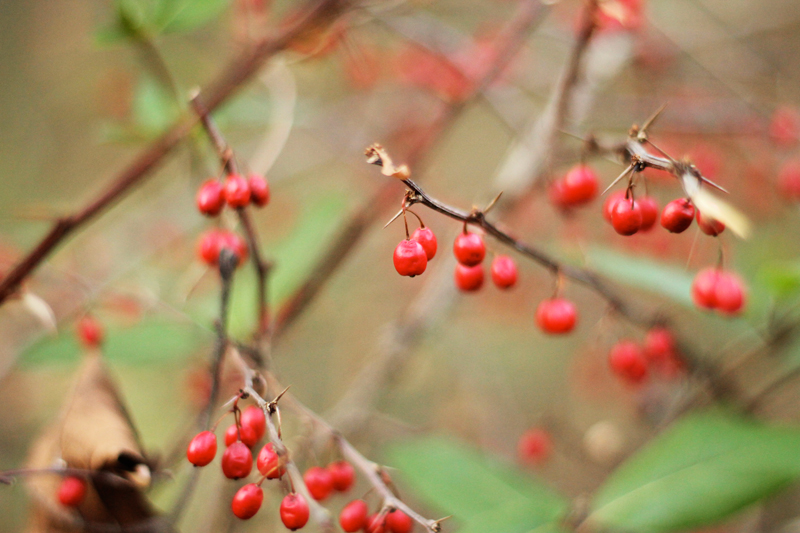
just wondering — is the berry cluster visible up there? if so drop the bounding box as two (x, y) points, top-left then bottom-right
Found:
(608, 327), (684, 385)
(691, 268), (746, 315)
(339, 501), (413, 533)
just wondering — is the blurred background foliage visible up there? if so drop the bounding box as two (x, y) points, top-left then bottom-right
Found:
(3, 0), (800, 532)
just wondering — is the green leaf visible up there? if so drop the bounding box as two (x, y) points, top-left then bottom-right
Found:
(586, 246), (694, 306)
(132, 75), (180, 136)
(759, 262), (800, 300)
(385, 437), (567, 533)
(154, 0), (231, 33)
(589, 410), (800, 533)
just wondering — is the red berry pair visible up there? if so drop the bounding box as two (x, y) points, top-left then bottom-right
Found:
(691, 268), (746, 315)
(550, 164), (599, 209)
(196, 174), (270, 216)
(608, 328), (685, 385)
(360, 510), (413, 533)
(394, 227), (437, 277)
(536, 298), (577, 334)
(303, 460), (355, 501)
(453, 231), (489, 292)
(224, 405), (267, 448)
(604, 192), (658, 236)
(197, 229), (248, 267)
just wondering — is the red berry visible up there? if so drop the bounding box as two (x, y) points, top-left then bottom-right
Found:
(610, 198), (642, 236)
(327, 460), (355, 492)
(386, 510), (413, 533)
(490, 255), (518, 289)
(248, 174), (270, 207)
(608, 341), (648, 384)
(696, 211), (725, 236)
(535, 298), (577, 334)
(225, 424), (258, 448)
(454, 264), (484, 292)
(196, 179), (225, 216)
(241, 405), (267, 441)
(661, 199), (695, 233)
(339, 499), (369, 532)
(714, 272), (746, 315)
(232, 483), (263, 520)
(638, 196), (659, 231)
(777, 159), (800, 201)
(224, 174), (251, 208)
(365, 514), (387, 533)
(770, 106), (800, 147)
(280, 493), (310, 530)
(58, 476), (87, 507)
(257, 443), (286, 479)
(303, 466), (334, 501)
(77, 316), (103, 348)
(643, 328), (675, 364)
(187, 430), (217, 467)
(558, 164), (599, 207)
(221, 442), (253, 479)
(219, 231), (249, 266)
(393, 240), (427, 277)
(411, 227), (437, 260)
(691, 268), (720, 310)
(198, 230), (224, 265)
(603, 191), (627, 223)
(453, 232), (486, 266)
(517, 428), (552, 465)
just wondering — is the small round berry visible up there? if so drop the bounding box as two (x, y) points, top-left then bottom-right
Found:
(221, 441), (253, 479)
(197, 230), (224, 265)
(777, 159), (800, 201)
(643, 328), (675, 364)
(490, 255), (518, 289)
(187, 430), (217, 467)
(411, 227), (437, 260)
(280, 493), (310, 530)
(454, 264), (484, 292)
(257, 443), (286, 479)
(453, 232), (486, 266)
(303, 466), (334, 501)
(339, 499), (369, 532)
(535, 298), (577, 335)
(386, 510), (413, 533)
(196, 179), (225, 216)
(247, 174), (270, 207)
(696, 211), (725, 236)
(224, 424), (259, 448)
(608, 341), (648, 384)
(394, 240), (427, 277)
(517, 428), (552, 466)
(638, 196), (659, 231)
(661, 199), (695, 233)
(610, 198), (643, 236)
(691, 268), (720, 310)
(58, 476), (87, 507)
(77, 316), (104, 348)
(365, 514), (387, 533)
(327, 460), (355, 492)
(240, 405), (267, 442)
(560, 164), (600, 207)
(224, 174), (251, 208)
(603, 191), (627, 223)
(220, 231), (249, 267)
(231, 483), (263, 520)
(714, 272), (746, 315)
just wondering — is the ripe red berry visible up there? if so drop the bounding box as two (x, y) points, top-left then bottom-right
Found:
(692, 268), (720, 310)
(557, 164), (599, 207)
(535, 298), (577, 334)
(643, 328), (675, 364)
(187, 430), (217, 467)
(303, 466), (334, 501)
(196, 179), (225, 216)
(386, 510), (413, 533)
(232, 483), (263, 520)
(777, 159), (800, 201)
(280, 493), (310, 530)
(198, 230), (223, 265)
(225, 424), (259, 448)
(394, 240), (427, 277)
(247, 174), (270, 207)
(221, 441), (253, 479)
(410, 227), (437, 260)
(608, 341), (648, 384)
(339, 499), (369, 532)
(517, 428), (552, 465)
(257, 443), (286, 479)
(58, 476), (87, 507)
(610, 198), (643, 236)
(77, 316), (103, 348)
(328, 460), (355, 492)
(603, 191), (627, 223)
(219, 231), (249, 266)
(365, 514), (387, 533)
(454, 264), (484, 292)
(490, 255), (518, 289)
(240, 405), (267, 442)
(714, 272), (746, 315)
(453, 232), (486, 266)
(224, 174), (251, 208)
(638, 196), (659, 231)
(661, 199), (695, 233)
(696, 211), (725, 236)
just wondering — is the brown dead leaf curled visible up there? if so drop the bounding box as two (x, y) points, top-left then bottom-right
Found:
(364, 144), (410, 180)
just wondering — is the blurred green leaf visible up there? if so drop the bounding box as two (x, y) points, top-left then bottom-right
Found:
(94, 0), (150, 45)
(154, 0), (231, 33)
(586, 246), (694, 306)
(759, 262), (800, 300)
(589, 410), (800, 533)
(386, 437), (568, 533)
(132, 75), (180, 136)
